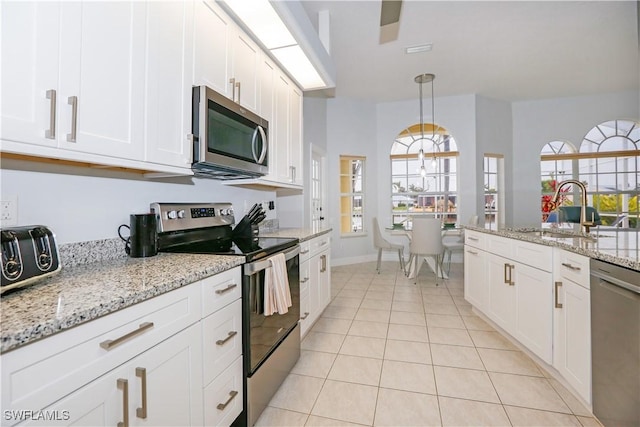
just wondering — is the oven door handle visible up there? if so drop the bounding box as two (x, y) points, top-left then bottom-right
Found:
(244, 245), (300, 275)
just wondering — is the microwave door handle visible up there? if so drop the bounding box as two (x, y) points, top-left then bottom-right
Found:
(257, 126), (267, 164)
(251, 127), (259, 163)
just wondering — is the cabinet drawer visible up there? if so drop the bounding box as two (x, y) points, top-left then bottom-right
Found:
(202, 299), (242, 385)
(201, 267), (242, 317)
(486, 234), (512, 258)
(554, 249), (590, 289)
(464, 230), (485, 250)
(309, 234), (330, 256)
(203, 356), (243, 427)
(299, 241), (311, 262)
(513, 240), (553, 272)
(1, 283), (201, 414)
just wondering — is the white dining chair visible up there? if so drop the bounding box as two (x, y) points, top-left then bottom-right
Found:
(406, 217), (444, 284)
(442, 215), (478, 274)
(372, 217), (405, 274)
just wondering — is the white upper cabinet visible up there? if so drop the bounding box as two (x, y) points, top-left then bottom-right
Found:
(289, 85), (303, 186)
(57, 2), (146, 160)
(1, 1), (60, 148)
(144, 0), (194, 169)
(193, 0), (259, 113)
(193, 0), (233, 99)
(274, 73), (292, 184)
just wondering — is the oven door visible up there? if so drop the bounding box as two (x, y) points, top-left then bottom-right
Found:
(243, 245), (300, 375)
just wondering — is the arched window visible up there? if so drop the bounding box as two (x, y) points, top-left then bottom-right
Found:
(390, 123), (459, 227)
(540, 141), (577, 221)
(540, 120), (639, 228)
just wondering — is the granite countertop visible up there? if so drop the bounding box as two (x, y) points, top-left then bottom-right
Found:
(465, 226), (640, 271)
(261, 227), (332, 242)
(1, 252), (244, 353)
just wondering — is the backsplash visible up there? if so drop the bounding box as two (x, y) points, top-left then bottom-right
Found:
(58, 238), (126, 268)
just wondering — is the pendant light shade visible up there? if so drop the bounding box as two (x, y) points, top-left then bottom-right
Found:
(415, 73), (436, 172)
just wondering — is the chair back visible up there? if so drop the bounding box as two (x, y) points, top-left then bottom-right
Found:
(372, 217), (388, 249)
(410, 217), (443, 255)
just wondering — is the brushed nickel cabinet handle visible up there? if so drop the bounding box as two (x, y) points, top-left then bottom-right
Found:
(216, 330), (238, 346)
(509, 264), (515, 286)
(561, 262), (581, 271)
(229, 78), (236, 101)
(555, 281), (563, 308)
(300, 277), (309, 283)
(300, 249), (310, 254)
(466, 250), (478, 255)
(300, 312), (310, 320)
(117, 378), (129, 427)
(100, 322), (154, 350)
(215, 283), (237, 295)
(45, 89), (56, 139)
(468, 236), (479, 241)
(235, 81), (241, 104)
(136, 367), (147, 419)
(504, 263), (509, 284)
(320, 254), (327, 272)
(66, 96), (78, 142)
(217, 390), (239, 411)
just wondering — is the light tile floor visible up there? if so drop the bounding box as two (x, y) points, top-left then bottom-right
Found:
(256, 261), (601, 427)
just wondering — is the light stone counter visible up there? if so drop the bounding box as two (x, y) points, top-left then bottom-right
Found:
(261, 227), (332, 242)
(466, 226), (640, 271)
(1, 241), (244, 353)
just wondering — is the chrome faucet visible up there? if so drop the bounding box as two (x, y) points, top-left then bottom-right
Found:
(551, 179), (596, 233)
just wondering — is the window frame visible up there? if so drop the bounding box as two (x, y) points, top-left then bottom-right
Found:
(339, 155), (367, 236)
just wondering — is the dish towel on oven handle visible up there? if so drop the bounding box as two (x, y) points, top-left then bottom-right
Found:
(264, 253), (292, 316)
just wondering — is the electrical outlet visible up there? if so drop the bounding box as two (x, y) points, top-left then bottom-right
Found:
(1, 194), (18, 226)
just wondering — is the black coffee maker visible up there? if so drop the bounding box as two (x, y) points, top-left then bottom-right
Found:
(118, 214), (158, 258)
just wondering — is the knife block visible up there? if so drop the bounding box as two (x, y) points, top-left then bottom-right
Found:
(232, 223), (259, 242)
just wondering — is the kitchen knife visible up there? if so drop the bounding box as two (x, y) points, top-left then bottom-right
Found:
(248, 203), (260, 219)
(253, 213), (266, 224)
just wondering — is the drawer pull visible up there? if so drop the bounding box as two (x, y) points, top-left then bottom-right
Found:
(215, 283), (238, 295)
(561, 262), (581, 271)
(555, 281), (563, 309)
(136, 367), (148, 419)
(300, 312), (310, 320)
(301, 277), (309, 283)
(300, 249), (310, 254)
(100, 322), (154, 350)
(217, 390), (239, 411)
(466, 250), (478, 255)
(216, 330), (238, 346)
(319, 241), (328, 246)
(117, 378), (129, 427)
(468, 236), (479, 241)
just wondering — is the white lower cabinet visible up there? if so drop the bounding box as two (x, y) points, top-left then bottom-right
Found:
(298, 234), (331, 338)
(553, 249), (591, 404)
(463, 245), (487, 310)
(28, 323), (203, 427)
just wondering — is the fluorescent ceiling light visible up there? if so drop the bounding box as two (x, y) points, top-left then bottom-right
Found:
(222, 0), (334, 90)
(271, 45), (326, 89)
(224, 0), (296, 49)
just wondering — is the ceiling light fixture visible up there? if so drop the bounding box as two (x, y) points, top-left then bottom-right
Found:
(415, 73), (436, 178)
(405, 43), (433, 55)
(223, 0), (336, 90)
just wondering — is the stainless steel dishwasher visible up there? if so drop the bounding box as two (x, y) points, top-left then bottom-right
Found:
(590, 259), (640, 427)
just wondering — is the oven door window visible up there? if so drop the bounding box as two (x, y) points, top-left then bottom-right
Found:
(247, 255), (300, 373)
(207, 100), (267, 165)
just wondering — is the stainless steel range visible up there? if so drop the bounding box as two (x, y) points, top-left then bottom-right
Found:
(150, 202), (300, 426)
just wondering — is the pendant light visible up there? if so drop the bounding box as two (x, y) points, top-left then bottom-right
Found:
(415, 73), (436, 177)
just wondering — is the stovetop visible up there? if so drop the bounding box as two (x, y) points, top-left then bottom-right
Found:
(160, 236), (299, 262)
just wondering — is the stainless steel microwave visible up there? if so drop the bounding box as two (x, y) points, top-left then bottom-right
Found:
(191, 85), (268, 179)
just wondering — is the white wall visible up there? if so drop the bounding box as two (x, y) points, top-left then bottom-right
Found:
(511, 90), (639, 226)
(1, 159), (276, 244)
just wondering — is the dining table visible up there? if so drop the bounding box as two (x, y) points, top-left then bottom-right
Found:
(385, 225), (463, 280)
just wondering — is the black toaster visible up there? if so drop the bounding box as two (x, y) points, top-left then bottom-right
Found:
(1, 226), (61, 294)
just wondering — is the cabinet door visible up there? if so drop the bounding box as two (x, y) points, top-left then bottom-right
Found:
(192, 0), (233, 98)
(230, 31), (259, 112)
(513, 263), (553, 363)
(57, 2), (146, 160)
(464, 246), (487, 310)
(289, 85), (303, 186)
(553, 279), (591, 403)
(486, 253), (516, 334)
(274, 73), (292, 183)
(259, 57), (278, 181)
(0, 1), (60, 148)
(308, 252), (322, 326)
(144, 0), (193, 169)
(318, 250), (331, 311)
(299, 259), (312, 337)
(130, 323), (203, 427)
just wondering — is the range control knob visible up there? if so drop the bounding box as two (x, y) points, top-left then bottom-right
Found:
(177, 210), (186, 219)
(227, 208), (234, 216)
(167, 210), (178, 220)
(220, 208), (228, 216)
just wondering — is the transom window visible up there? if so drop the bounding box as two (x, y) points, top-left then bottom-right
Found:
(391, 123), (458, 227)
